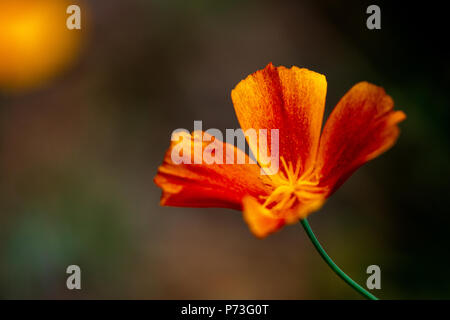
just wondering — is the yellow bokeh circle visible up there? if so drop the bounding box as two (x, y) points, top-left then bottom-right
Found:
(0, 0), (82, 91)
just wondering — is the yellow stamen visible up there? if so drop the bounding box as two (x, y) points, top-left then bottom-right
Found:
(261, 157), (325, 219)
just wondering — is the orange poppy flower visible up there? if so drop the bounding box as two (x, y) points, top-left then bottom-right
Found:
(154, 63), (405, 238)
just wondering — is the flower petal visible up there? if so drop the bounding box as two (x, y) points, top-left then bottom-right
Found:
(154, 131), (272, 210)
(231, 63), (327, 172)
(316, 82), (406, 193)
(242, 196), (285, 238)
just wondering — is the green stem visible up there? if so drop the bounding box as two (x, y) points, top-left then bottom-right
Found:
(300, 218), (378, 300)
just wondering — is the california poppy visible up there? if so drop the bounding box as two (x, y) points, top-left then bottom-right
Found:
(154, 63), (405, 238)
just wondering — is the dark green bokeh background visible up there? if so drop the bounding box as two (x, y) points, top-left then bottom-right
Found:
(0, 0), (449, 299)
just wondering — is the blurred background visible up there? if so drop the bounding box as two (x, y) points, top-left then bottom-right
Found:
(0, 0), (449, 299)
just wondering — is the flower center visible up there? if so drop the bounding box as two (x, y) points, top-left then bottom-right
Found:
(261, 157), (325, 219)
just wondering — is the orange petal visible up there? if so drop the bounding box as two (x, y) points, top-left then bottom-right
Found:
(242, 196), (285, 238)
(316, 82), (406, 193)
(154, 131), (272, 210)
(231, 63), (327, 172)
